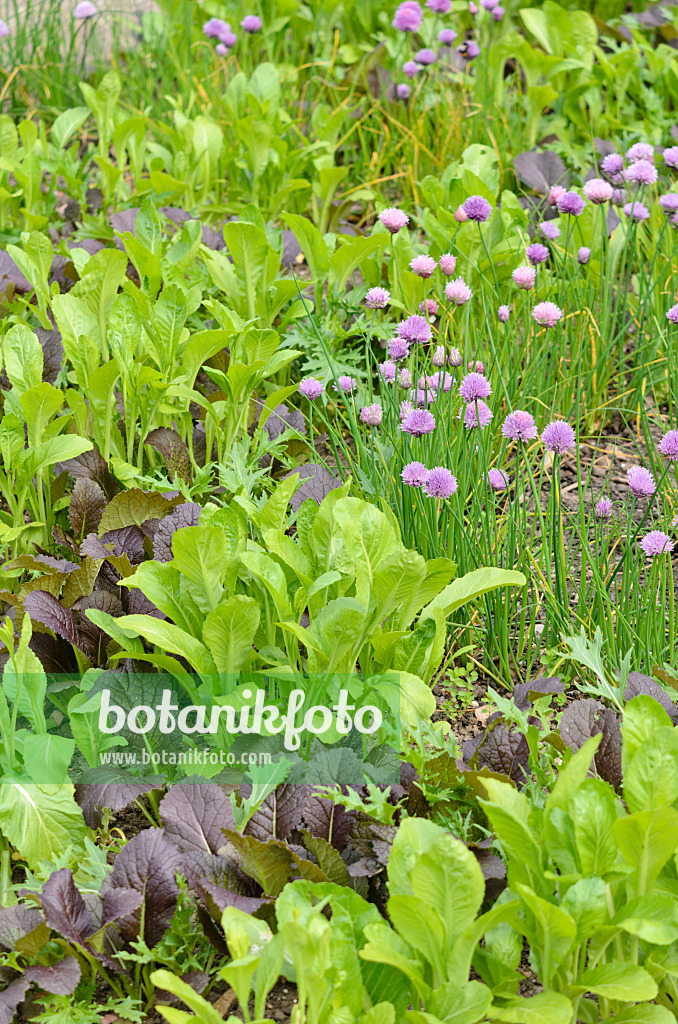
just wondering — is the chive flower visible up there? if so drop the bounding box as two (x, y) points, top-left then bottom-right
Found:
(627, 466), (656, 496)
(658, 429), (678, 460)
(0, 19), (8, 37)
(459, 371), (491, 403)
(623, 202), (650, 221)
(419, 298), (439, 317)
(333, 375), (357, 395)
(439, 253), (457, 275)
(74, 1), (98, 16)
(423, 467), (458, 498)
(577, 246), (591, 264)
(460, 401), (493, 429)
(498, 305), (510, 322)
(583, 178), (613, 204)
(360, 403), (383, 427)
(540, 221), (560, 240)
(414, 48), (436, 65)
(397, 315), (432, 344)
(601, 153), (624, 178)
(393, 1), (423, 30)
(427, 0), (452, 10)
(439, 28), (458, 44)
(541, 420), (576, 454)
(502, 410), (538, 441)
(401, 461), (429, 486)
(626, 142), (654, 163)
(379, 361), (397, 383)
(448, 348), (462, 367)
(639, 530), (674, 557)
(486, 468), (509, 491)
(298, 378), (325, 400)
(532, 301), (563, 327)
(556, 191), (586, 216)
(403, 60), (422, 78)
(410, 254), (437, 277)
(241, 15), (262, 32)
(513, 265), (535, 289)
(663, 147), (678, 169)
(659, 194), (678, 213)
(463, 195), (493, 222)
(666, 304), (678, 324)
(624, 161), (658, 185)
(397, 84), (411, 100)
(389, 337), (410, 360)
(365, 287), (390, 309)
(595, 497), (613, 519)
(401, 409), (436, 436)
(379, 208), (409, 233)
(526, 243), (549, 265)
(445, 277), (472, 304)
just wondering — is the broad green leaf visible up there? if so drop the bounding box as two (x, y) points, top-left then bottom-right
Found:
(22, 436), (93, 477)
(426, 568), (526, 617)
(22, 734), (74, 784)
(150, 970), (224, 1024)
(2, 324), (43, 394)
(614, 807), (678, 893)
(0, 782), (87, 870)
(202, 596), (260, 675)
(489, 992), (573, 1024)
(624, 727), (678, 813)
(98, 489), (180, 535)
(600, 1007), (675, 1024)
(113, 615), (217, 678)
(170, 526), (233, 612)
(573, 963), (656, 1000)
(387, 816), (448, 897)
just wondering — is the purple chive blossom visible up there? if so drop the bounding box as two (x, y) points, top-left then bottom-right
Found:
(454, 205), (468, 223)
(401, 461), (429, 486)
(627, 465), (656, 497)
(333, 375), (357, 395)
(532, 301), (563, 328)
(427, 0), (452, 10)
(526, 243), (549, 265)
(397, 315), (432, 344)
(626, 142), (654, 163)
(460, 400), (493, 430)
(365, 286), (390, 308)
(423, 467), (458, 498)
(203, 16), (230, 38)
(379, 207), (409, 233)
(513, 265), (536, 290)
(414, 48), (436, 65)
(595, 497), (613, 520)
(241, 14), (262, 31)
(463, 195), (493, 222)
(401, 409), (436, 436)
(546, 185), (566, 207)
(577, 247), (591, 265)
(432, 345), (446, 367)
(74, 0), (98, 15)
(459, 371), (492, 403)
(448, 347), (462, 367)
(397, 84), (411, 100)
(542, 420), (576, 455)
(400, 400), (414, 418)
(623, 201), (650, 221)
(624, 161), (658, 185)
(663, 147), (678, 169)
(498, 304), (511, 322)
(389, 337), (410, 360)
(468, 360), (484, 373)
(215, 43), (229, 55)
(445, 277), (472, 305)
(398, 368), (413, 387)
(469, 1), (478, 11)
(392, 0), (423, 30)
(502, 410), (538, 442)
(419, 298), (439, 317)
(611, 188), (626, 206)
(379, 361), (397, 383)
(463, 40), (480, 59)
(439, 28), (458, 44)
(493, 6), (505, 18)
(667, 304), (678, 324)
(218, 31), (237, 49)
(0, 19), (8, 37)
(557, 191), (586, 216)
(410, 254), (437, 277)
(639, 531), (674, 557)
(439, 253), (457, 275)
(411, 387), (434, 407)
(481, 0), (498, 8)
(601, 153), (624, 178)
(298, 377), (325, 400)
(360, 403), (383, 426)
(403, 60), (422, 78)
(583, 178), (614, 204)
(540, 220), (560, 241)
(426, 370), (453, 392)
(659, 430), (678, 460)
(487, 468), (509, 490)
(659, 194), (678, 213)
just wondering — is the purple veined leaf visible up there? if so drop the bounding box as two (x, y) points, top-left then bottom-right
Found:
(100, 525), (147, 563)
(559, 699), (622, 790)
(96, 489), (184, 536)
(221, 832), (295, 898)
(302, 791), (357, 851)
(159, 783), (236, 854)
(181, 851), (260, 904)
(512, 676), (566, 710)
(200, 883), (267, 915)
(68, 478), (107, 537)
(67, 237), (105, 256)
(0, 907), (43, 950)
(624, 672), (678, 723)
(27, 632), (79, 674)
(75, 773), (163, 829)
(109, 208), (140, 248)
(513, 150), (567, 195)
(24, 956), (81, 995)
(145, 428), (191, 483)
(470, 719), (531, 787)
(0, 978), (29, 1024)
(57, 447), (118, 500)
(284, 464), (343, 512)
(153, 503), (202, 562)
(101, 888), (143, 926)
(40, 869), (98, 946)
(34, 328), (64, 385)
(245, 784), (310, 842)
(23, 591), (81, 650)
(103, 829), (182, 947)
(72, 590), (124, 618)
(256, 402), (306, 441)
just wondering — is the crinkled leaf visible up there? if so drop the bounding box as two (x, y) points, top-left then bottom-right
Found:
(0, 978), (29, 1024)
(624, 672), (678, 724)
(153, 503), (201, 562)
(302, 791), (357, 851)
(145, 428), (191, 482)
(471, 720), (530, 786)
(41, 868), (97, 945)
(58, 447), (117, 499)
(284, 464), (342, 512)
(105, 829), (182, 946)
(23, 591), (83, 652)
(0, 907), (43, 950)
(24, 957), (81, 995)
(222, 831), (293, 897)
(301, 831), (350, 885)
(97, 489), (182, 535)
(68, 478), (107, 538)
(559, 699), (622, 790)
(75, 774), (162, 829)
(245, 784), (309, 841)
(159, 784), (236, 854)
